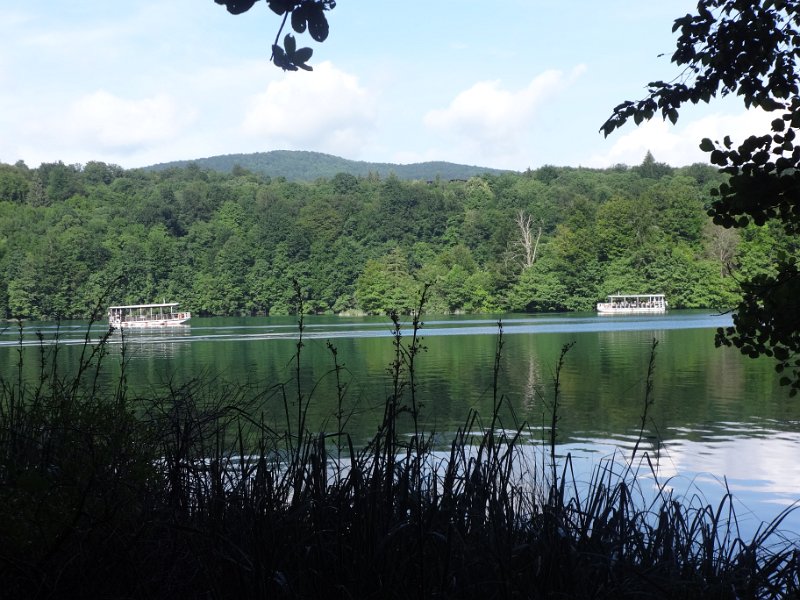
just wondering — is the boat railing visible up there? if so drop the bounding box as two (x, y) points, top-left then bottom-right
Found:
(108, 310), (191, 322)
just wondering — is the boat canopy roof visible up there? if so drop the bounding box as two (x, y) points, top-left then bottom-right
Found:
(108, 303), (180, 310)
(606, 294), (664, 299)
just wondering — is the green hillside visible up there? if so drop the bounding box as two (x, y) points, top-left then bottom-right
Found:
(144, 150), (513, 181)
(2, 156), (786, 321)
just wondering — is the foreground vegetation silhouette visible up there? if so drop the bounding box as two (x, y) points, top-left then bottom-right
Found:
(1, 305), (799, 599)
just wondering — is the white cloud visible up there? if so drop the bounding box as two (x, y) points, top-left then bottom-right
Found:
(241, 61), (377, 157)
(1, 90), (196, 166)
(422, 66), (586, 166)
(589, 108), (776, 167)
(658, 433), (800, 502)
(63, 91), (196, 151)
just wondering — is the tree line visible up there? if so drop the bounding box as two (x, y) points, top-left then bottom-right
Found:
(0, 153), (792, 320)
(146, 150), (511, 182)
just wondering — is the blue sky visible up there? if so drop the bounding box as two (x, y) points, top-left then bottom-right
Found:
(1, 1), (772, 171)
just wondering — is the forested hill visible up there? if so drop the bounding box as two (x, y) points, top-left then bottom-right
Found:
(144, 150), (513, 181)
(0, 156), (794, 320)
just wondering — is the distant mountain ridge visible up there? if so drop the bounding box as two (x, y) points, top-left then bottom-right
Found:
(144, 150), (515, 181)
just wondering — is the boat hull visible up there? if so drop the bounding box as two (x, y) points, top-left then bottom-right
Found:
(111, 316), (191, 328)
(596, 304), (666, 315)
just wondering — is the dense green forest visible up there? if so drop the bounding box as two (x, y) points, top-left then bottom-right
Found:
(0, 153), (794, 320)
(145, 150), (512, 181)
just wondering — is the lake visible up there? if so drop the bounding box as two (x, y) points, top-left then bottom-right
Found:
(3, 310), (800, 538)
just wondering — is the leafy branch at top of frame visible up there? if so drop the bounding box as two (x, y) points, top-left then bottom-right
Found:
(215, 0), (336, 71)
(600, 0), (800, 139)
(600, 0), (800, 236)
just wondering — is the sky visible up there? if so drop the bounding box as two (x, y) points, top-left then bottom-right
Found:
(0, 1), (775, 172)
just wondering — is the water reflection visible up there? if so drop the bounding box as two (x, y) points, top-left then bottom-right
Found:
(662, 426), (800, 503)
(551, 422), (800, 539)
(111, 327), (193, 360)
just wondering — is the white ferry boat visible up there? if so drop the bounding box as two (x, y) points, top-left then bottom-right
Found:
(108, 302), (191, 329)
(596, 294), (666, 315)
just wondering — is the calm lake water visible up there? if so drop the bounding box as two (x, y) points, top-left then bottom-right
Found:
(3, 310), (800, 538)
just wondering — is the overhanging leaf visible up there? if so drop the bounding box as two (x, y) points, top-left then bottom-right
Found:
(307, 5), (329, 42)
(267, 0), (294, 15)
(294, 47), (313, 64)
(284, 33), (297, 55)
(667, 108), (679, 124)
(272, 44), (298, 71)
(699, 138), (715, 152)
(217, 0), (259, 15)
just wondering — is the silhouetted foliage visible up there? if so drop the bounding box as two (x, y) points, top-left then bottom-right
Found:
(214, 0), (335, 70)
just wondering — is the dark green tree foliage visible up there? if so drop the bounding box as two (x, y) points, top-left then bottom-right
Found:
(356, 249), (417, 315)
(82, 161), (123, 185)
(601, 0), (800, 394)
(147, 150), (511, 181)
(0, 164), (30, 203)
(634, 151), (674, 180)
(30, 162), (84, 205)
(214, 0), (335, 71)
(0, 158), (782, 322)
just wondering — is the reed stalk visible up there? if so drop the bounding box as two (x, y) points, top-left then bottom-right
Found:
(631, 337), (658, 462)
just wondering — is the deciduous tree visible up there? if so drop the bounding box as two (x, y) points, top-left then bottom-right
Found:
(511, 210), (542, 270)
